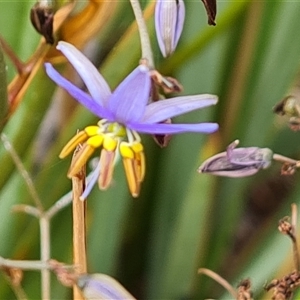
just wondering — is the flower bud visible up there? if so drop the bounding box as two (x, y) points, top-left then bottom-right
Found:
(30, 0), (55, 44)
(155, 0), (185, 57)
(77, 273), (136, 300)
(201, 0), (217, 26)
(273, 95), (300, 117)
(198, 140), (273, 177)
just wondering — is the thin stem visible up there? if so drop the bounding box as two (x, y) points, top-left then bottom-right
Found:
(198, 268), (237, 299)
(46, 171), (96, 219)
(46, 190), (73, 219)
(291, 203), (299, 271)
(0, 257), (52, 271)
(1, 133), (44, 212)
(2, 272), (28, 300)
(272, 153), (299, 165)
(0, 133), (53, 298)
(12, 205), (41, 218)
(40, 216), (51, 300)
(129, 0), (154, 67)
(0, 36), (24, 74)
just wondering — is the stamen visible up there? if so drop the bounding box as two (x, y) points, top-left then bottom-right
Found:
(120, 142), (141, 197)
(68, 144), (95, 177)
(85, 125), (101, 136)
(119, 143), (134, 159)
(131, 142), (146, 182)
(59, 131), (88, 158)
(122, 157), (140, 198)
(98, 149), (116, 190)
(126, 128), (141, 144)
(103, 136), (118, 151)
(87, 135), (104, 148)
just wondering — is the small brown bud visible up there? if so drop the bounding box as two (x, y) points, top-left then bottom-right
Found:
(201, 0), (217, 25)
(30, 1), (55, 44)
(150, 70), (183, 94)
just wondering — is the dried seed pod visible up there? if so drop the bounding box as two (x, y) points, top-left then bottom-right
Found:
(30, 1), (55, 44)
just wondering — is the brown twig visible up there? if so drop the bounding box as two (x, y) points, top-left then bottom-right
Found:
(291, 203), (299, 271)
(71, 146), (87, 300)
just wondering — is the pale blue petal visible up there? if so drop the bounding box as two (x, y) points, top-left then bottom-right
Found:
(57, 41), (111, 106)
(142, 94), (218, 123)
(128, 122), (219, 134)
(78, 274), (135, 300)
(45, 63), (113, 119)
(155, 0), (185, 57)
(108, 65), (151, 123)
(174, 0), (185, 48)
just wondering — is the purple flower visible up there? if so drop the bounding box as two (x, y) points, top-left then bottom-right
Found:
(45, 41), (218, 197)
(77, 274), (135, 300)
(155, 0), (185, 57)
(198, 140), (273, 177)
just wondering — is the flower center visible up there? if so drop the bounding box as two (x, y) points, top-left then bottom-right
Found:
(59, 119), (146, 197)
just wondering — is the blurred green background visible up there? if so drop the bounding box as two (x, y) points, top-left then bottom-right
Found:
(1, 0), (300, 299)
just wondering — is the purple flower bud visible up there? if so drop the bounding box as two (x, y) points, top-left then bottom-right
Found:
(155, 0), (185, 57)
(77, 274), (136, 300)
(198, 140), (273, 177)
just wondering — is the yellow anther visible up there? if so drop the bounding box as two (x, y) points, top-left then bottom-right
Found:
(131, 142), (144, 153)
(84, 125), (100, 136)
(122, 157), (140, 198)
(59, 131), (88, 159)
(120, 143), (134, 159)
(98, 149), (115, 190)
(68, 144), (95, 177)
(103, 136), (117, 151)
(87, 135), (104, 148)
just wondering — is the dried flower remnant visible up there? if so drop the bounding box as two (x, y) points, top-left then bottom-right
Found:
(155, 0), (185, 57)
(278, 217), (295, 241)
(237, 279), (253, 300)
(30, 0), (55, 44)
(201, 0), (217, 25)
(273, 95), (300, 131)
(45, 41), (218, 198)
(265, 271), (300, 300)
(265, 205), (300, 299)
(198, 140), (273, 177)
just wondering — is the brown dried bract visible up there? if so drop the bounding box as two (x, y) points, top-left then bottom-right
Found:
(281, 163), (297, 176)
(278, 217), (294, 238)
(289, 117), (300, 131)
(237, 279), (253, 300)
(150, 70), (183, 94)
(3, 266), (23, 286)
(152, 119), (172, 148)
(30, 2), (55, 44)
(265, 271), (300, 300)
(49, 259), (78, 287)
(201, 0), (217, 26)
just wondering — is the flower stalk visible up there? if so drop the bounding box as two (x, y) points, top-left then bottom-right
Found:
(129, 0), (154, 67)
(71, 146), (87, 300)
